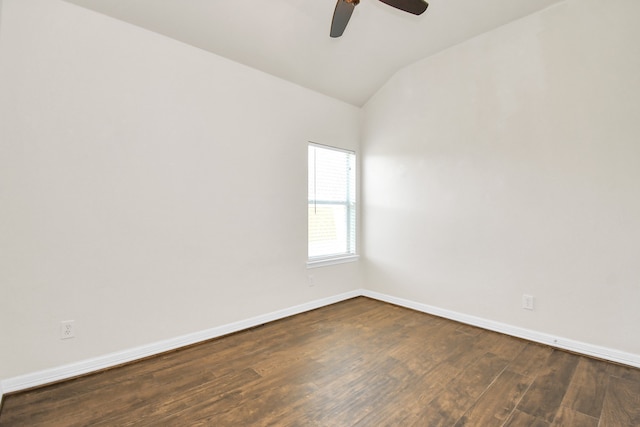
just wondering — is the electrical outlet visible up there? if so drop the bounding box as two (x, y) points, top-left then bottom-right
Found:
(522, 295), (534, 311)
(60, 320), (75, 339)
(307, 274), (315, 287)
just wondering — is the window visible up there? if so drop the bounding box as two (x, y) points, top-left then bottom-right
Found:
(308, 143), (357, 265)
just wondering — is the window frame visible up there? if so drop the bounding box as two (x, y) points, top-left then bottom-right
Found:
(307, 142), (359, 268)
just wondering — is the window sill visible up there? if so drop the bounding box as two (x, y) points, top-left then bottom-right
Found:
(307, 255), (359, 269)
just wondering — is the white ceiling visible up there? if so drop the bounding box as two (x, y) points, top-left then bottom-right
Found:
(63, 0), (565, 106)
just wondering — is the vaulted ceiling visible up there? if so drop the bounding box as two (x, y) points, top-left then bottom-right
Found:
(63, 0), (565, 106)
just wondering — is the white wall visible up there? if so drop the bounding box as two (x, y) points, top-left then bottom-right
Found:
(0, 0), (361, 380)
(2, 0), (639, 389)
(363, 0), (640, 356)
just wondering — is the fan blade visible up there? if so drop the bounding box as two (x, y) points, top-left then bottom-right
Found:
(378, 0), (428, 15)
(330, 0), (356, 38)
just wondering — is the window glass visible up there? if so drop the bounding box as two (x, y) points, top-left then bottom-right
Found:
(308, 144), (356, 260)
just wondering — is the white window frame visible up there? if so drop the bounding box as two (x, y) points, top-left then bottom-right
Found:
(307, 142), (358, 268)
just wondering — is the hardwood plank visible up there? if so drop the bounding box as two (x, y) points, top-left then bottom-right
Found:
(414, 352), (510, 426)
(508, 342), (553, 378)
(352, 360), (465, 426)
(108, 368), (263, 426)
(599, 375), (640, 426)
(560, 356), (608, 418)
(515, 349), (579, 423)
(437, 330), (486, 366)
(503, 409), (550, 427)
(456, 323), (483, 336)
(550, 406), (598, 427)
(158, 366), (319, 426)
(303, 359), (402, 426)
(454, 369), (530, 426)
(607, 362), (640, 383)
(480, 333), (527, 362)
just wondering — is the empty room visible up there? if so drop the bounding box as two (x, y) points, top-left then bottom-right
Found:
(0, 0), (639, 425)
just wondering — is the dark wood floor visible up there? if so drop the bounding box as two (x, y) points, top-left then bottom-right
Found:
(1, 297), (639, 426)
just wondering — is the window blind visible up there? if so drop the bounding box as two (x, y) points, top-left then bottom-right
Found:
(308, 143), (356, 259)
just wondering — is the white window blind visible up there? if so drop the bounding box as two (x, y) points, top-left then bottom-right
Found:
(308, 143), (356, 260)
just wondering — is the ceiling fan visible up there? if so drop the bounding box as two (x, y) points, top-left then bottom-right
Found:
(330, 0), (429, 38)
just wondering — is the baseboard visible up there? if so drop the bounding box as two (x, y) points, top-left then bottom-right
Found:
(0, 290), (361, 394)
(2, 288), (639, 396)
(362, 290), (640, 369)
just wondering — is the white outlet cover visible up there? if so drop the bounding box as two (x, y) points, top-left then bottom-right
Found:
(522, 295), (534, 310)
(60, 320), (75, 339)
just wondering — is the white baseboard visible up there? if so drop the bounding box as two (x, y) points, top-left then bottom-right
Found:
(362, 290), (640, 369)
(0, 290), (361, 395)
(2, 288), (639, 397)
